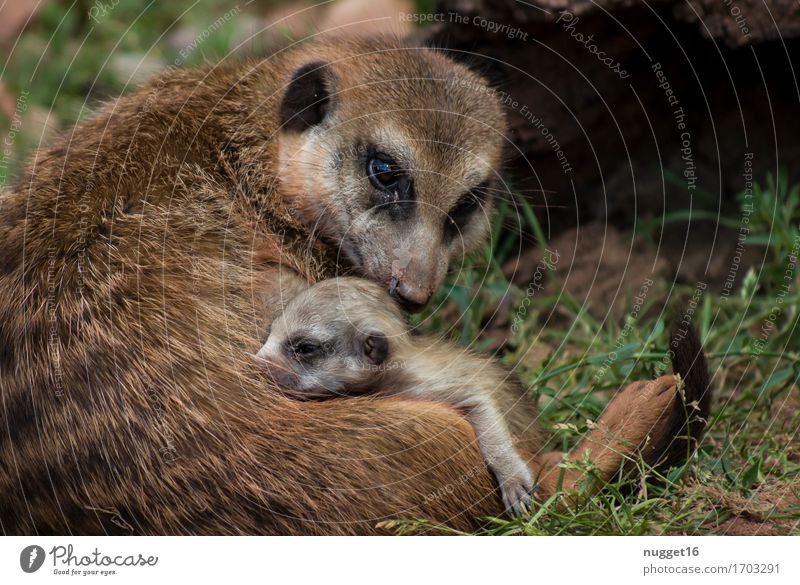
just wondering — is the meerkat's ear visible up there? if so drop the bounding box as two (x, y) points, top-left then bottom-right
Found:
(279, 61), (335, 132)
(360, 331), (389, 366)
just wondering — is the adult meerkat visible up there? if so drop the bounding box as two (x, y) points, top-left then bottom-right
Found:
(258, 277), (541, 515)
(0, 34), (711, 534)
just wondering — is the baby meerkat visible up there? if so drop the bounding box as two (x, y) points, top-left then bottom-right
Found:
(257, 277), (537, 515)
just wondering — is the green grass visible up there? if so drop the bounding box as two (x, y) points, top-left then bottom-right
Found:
(402, 172), (800, 535)
(0, 0), (252, 185)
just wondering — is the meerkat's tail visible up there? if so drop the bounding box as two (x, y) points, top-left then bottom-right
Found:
(642, 321), (712, 471)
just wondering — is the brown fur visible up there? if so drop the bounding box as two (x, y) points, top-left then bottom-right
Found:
(258, 276), (541, 514)
(0, 36), (710, 534)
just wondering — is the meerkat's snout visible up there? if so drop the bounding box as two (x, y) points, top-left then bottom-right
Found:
(387, 246), (446, 312)
(389, 275), (429, 313)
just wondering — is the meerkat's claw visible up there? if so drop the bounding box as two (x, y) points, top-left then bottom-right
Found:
(502, 484), (535, 517)
(498, 465), (537, 517)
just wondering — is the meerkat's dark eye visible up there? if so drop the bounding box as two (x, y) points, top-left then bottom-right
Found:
(288, 340), (323, 360)
(367, 155), (402, 190)
(445, 181), (492, 239)
(366, 152), (414, 220)
(445, 191), (481, 233)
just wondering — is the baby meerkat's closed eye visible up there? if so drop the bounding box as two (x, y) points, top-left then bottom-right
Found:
(287, 340), (325, 360)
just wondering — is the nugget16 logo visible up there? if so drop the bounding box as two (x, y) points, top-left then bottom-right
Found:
(20, 545), (46, 573)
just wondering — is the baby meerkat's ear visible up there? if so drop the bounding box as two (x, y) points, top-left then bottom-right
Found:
(279, 61), (335, 132)
(360, 331), (389, 366)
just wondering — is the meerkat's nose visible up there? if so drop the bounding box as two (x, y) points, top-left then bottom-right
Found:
(389, 277), (432, 313)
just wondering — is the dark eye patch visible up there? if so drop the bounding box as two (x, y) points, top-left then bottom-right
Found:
(285, 337), (327, 362)
(445, 181), (491, 237)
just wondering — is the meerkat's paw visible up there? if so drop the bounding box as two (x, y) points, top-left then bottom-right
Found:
(494, 458), (537, 517)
